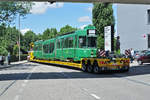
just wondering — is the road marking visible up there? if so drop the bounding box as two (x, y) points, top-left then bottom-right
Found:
(90, 94), (101, 100)
(0, 80), (17, 96)
(14, 95), (19, 100)
(24, 80), (29, 83)
(26, 67), (36, 80)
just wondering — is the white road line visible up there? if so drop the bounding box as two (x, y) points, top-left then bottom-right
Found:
(26, 67), (36, 80)
(14, 95), (19, 100)
(24, 80), (29, 83)
(90, 94), (101, 100)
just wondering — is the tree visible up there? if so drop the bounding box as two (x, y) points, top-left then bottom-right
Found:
(3, 26), (20, 55)
(92, 3), (114, 49)
(42, 28), (58, 40)
(0, 46), (8, 56)
(37, 33), (43, 40)
(59, 25), (77, 35)
(24, 30), (36, 51)
(50, 28), (57, 38)
(42, 28), (51, 40)
(0, 1), (33, 24)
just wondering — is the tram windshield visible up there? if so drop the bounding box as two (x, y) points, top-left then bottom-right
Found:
(88, 37), (97, 48)
(79, 36), (97, 48)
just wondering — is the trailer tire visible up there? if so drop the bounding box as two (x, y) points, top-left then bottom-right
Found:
(82, 61), (87, 72)
(123, 66), (129, 72)
(93, 62), (99, 74)
(87, 61), (93, 73)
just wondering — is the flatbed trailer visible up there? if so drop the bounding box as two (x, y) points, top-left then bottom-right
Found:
(29, 51), (130, 73)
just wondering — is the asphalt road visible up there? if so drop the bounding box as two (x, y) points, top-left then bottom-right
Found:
(0, 61), (150, 100)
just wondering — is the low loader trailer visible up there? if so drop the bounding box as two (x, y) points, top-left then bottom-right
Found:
(29, 51), (130, 73)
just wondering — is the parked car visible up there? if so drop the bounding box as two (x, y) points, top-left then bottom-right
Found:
(137, 51), (150, 65)
(133, 50), (149, 59)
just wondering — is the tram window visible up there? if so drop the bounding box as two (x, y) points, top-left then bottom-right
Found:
(75, 36), (77, 48)
(64, 38), (68, 48)
(37, 45), (40, 51)
(79, 36), (86, 48)
(50, 43), (54, 53)
(33, 45), (36, 51)
(57, 40), (60, 49)
(62, 39), (65, 48)
(43, 45), (47, 53)
(68, 37), (73, 48)
(40, 44), (42, 51)
(47, 45), (49, 53)
(88, 37), (97, 47)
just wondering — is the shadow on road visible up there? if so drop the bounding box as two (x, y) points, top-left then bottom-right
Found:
(0, 63), (38, 71)
(0, 63), (150, 81)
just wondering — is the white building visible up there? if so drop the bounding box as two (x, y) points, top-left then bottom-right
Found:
(116, 4), (150, 53)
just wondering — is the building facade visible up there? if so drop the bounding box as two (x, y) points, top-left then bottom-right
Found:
(116, 4), (150, 53)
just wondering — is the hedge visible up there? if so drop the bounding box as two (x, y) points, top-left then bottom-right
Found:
(10, 54), (28, 62)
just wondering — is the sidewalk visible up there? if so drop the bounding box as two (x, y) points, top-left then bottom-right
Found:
(0, 60), (27, 69)
(130, 60), (139, 66)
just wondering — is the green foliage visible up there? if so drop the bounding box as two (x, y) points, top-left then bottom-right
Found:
(97, 35), (104, 50)
(13, 45), (18, 56)
(10, 54), (28, 62)
(0, 46), (8, 56)
(93, 3), (114, 35)
(0, 1), (33, 24)
(42, 28), (51, 40)
(23, 30), (37, 50)
(42, 28), (57, 40)
(92, 3), (114, 49)
(36, 34), (43, 40)
(59, 25), (77, 35)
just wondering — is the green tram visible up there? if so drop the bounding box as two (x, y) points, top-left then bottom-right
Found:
(33, 25), (97, 62)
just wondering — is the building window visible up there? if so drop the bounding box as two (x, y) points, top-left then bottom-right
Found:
(148, 34), (150, 48)
(147, 9), (150, 24)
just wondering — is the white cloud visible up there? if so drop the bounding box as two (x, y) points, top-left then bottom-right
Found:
(87, 6), (92, 12)
(78, 16), (91, 22)
(30, 2), (64, 14)
(80, 24), (88, 29)
(21, 28), (30, 35)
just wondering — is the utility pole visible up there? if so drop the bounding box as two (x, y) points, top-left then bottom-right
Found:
(19, 14), (20, 61)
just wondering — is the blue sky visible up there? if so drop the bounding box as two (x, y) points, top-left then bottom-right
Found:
(13, 2), (117, 35)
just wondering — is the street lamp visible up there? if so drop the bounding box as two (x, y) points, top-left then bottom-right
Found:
(18, 14), (20, 61)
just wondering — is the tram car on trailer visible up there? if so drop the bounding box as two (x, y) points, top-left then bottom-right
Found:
(33, 25), (97, 62)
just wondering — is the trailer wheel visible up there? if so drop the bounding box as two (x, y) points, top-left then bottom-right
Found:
(123, 66), (129, 72)
(93, 62), (99, 74)
(82, 61), (87, 72)
(87, 61), (93, 73)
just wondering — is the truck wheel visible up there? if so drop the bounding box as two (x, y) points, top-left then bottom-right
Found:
(123, 66), (129, 72)
(82, 61), (87, 72)
(93, 62), (99, 73)
(138, 60), (143, 65)
(87, 64), (93, 73)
